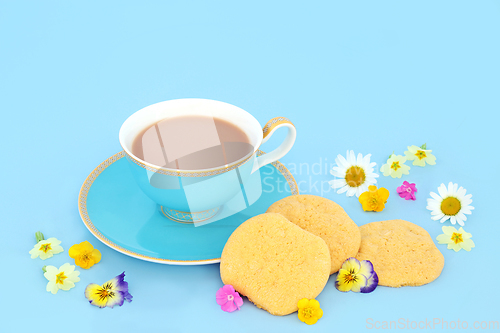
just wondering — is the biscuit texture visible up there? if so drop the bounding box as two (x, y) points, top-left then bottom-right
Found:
(267, 194), (360, 274)
(356, 219), (445, 287)
(220, 213), (331, 316)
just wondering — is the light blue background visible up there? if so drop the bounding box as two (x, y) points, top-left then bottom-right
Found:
(1, 1), (498, 332)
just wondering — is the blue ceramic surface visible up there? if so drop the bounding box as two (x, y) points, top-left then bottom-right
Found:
(79, 151), (298, 264)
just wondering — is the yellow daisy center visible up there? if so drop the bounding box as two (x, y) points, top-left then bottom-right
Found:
(56, 272), (67, 285)
(451, 232), (463, 244)
(441, 197), (461, 216)
(39, 243), (52, 253)
(345, 166), (366, 188)
(391, 161), (401, 171)
(415, 150), (427, 160)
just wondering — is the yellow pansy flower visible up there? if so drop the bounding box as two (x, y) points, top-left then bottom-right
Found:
(69, 241), (102, 269)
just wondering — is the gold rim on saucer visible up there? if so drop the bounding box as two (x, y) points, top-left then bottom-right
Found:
(77, 150), (298, 265)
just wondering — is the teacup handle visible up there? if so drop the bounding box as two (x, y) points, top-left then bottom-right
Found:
(253, 117), (296, 172)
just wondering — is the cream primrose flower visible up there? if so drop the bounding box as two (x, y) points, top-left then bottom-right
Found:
(404, 144), (436, 167)
(380, 154), (410, 178)
(29, 237), (64, 260)
(436, 226), (475, 252)
(329, 151), (378, 197)
(426, 182), (474, 226)
(44, 263), (80, 294)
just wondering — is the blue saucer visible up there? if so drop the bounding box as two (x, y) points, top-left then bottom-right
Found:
(78, 151), (299, 265)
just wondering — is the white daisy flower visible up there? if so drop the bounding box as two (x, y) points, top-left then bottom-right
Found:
(329, 150), (379, 197)
(426, 182), (474, 226)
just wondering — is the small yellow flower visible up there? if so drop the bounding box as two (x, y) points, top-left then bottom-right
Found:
(436, 226), (475, 252)
(44, 263), (80, 294)
(404, 145), (436, 167)
(359, 185), (390, 212)
(380, 154), (410, 178)
(29, 237), (63, 260)
(69, 241), (102, 269)
(297, 298), (323, 325)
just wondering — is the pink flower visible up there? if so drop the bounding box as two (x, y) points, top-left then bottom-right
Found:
(397, 181), (417, 200)
(216, 285), (243, 312)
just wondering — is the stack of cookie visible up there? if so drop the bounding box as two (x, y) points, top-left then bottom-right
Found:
(220, 194), (444, 316)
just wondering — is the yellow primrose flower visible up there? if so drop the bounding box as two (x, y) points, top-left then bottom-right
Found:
(69, 241), (102, 269)
(436, 226), (475, 252)
(44, 263), (80, 294)
(29, 237), (63, 260)
(359, 185), (389, 212)
(380, 154), (410, 178)
(297, 298), (323, 325)
(404, 144), (436, 167)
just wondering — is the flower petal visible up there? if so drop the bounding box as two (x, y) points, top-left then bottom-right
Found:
(360, 271), (378, 293)
(221, 300), (238, 312)
(60, 263), (75, 275)
(304, 316), (319, 325)
(358, 260), (375, 278)
(342, 258), (361, 273)
(337, 185), (348, 194)
(461, 239), (475, 251)
(91, 249), (102, 264)
(437, 184), (448, 198)
(46, 281), (58, 294)
(68, 244), (81, 259)
(329, 179), (346, 189)
(436, 234), (451, 244)
(106, 290), (125, 308)
(297, 298), (309, 309)
(85, 284), (108, 308)
(346, 187), (357, 197)
(308, 299), (320, 310)
(335, 270), (353, 292)
(233, 294), (243, 308)
(336, 154), (348, 168)
(378, 187), (390, 202)
(350, 274), (368, 293)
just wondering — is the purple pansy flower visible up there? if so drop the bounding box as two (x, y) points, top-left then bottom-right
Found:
(85, 272), (133, 308)
(216, 285), (243, 312)
(335, 258), (378, 293)
(397, 181), (417, 201)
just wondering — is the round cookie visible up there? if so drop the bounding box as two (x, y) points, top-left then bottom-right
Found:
(220, 213), (331, 316)
(267, 194), (360, 274)
(356, 219), (445, 287)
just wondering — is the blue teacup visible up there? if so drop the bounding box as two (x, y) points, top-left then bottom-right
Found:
(119, 99), (295, 223)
